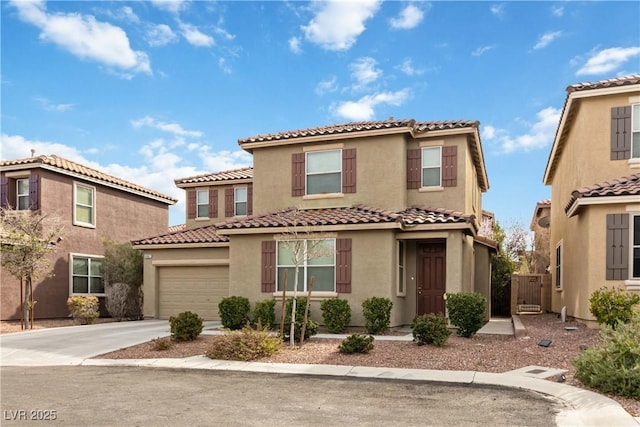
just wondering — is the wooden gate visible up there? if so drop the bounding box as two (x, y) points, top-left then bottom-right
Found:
(510, 274), (551, 314)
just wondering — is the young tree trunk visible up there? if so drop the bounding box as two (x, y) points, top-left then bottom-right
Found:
(299, 276), (315, 346)
(23, 277), (32, 330)
(20, 278), (24, 330)
(289, 266), (300, 347)
(279, 270), (288, 338)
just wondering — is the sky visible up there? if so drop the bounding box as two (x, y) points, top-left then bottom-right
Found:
(2, 0), (639, 229)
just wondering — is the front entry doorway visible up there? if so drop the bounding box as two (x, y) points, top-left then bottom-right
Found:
(417, 242), (446, 315)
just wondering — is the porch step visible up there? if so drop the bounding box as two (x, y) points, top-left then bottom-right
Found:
(476, 318), (515, 336)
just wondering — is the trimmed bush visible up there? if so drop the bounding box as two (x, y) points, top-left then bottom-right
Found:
(589, 287), (640, 329)
(169, 311), (203, 341)
(67, 295), (99, 325)
(252, 299), (276, 330)
(339, 333), (375, 354)
(284, 297), (319, 342)
(573, 311), (640, 399)
(362, 297), (393, 335)
(320, 298), (351, 333)
(446, 292), (487, 338)
(218, 296), (251, 330)
(411, 313), (451, 347)
(206, 325), (282, 361)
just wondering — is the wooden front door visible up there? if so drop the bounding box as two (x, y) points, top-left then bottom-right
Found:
(417, 242), (446, 315)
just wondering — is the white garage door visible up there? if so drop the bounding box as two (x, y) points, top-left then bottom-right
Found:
(158, 266), (228, 320)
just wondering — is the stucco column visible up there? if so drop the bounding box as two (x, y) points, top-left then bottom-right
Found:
(142, 252), (157, 319)
(446, 232), (464, 295)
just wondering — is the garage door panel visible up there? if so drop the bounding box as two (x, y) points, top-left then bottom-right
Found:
(158, 266), (228, 320)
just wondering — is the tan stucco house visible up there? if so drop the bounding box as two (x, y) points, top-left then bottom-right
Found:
(543, 75), (640, 321)
(134, 119), (496, 326)
(0, 155), (176, 320)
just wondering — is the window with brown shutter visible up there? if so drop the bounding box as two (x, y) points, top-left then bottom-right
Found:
(225, 188), (234, 217)
(442, 146), (457, 187)
(1, 176), (8, 209)
(209, 188), (218, 218)
(186, 189), (196, 219)
(606, 214), (629, 280)
(29, 174), (39, 210)
(407, 149), (421, 189)
(247, 185), (253, 215)
(611, 106), (631, 160)
(292, 153), (305, 196)
(336, 238), (352, 293)
(261, 240), (276, 292)
(342, 149), (357, 193)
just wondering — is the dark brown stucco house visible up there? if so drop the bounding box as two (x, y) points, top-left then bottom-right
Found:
(0, 154), (176, 320)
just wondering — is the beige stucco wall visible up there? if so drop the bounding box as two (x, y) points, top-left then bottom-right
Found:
(184, 183), (251, 229)
(141, 246), (230, 319)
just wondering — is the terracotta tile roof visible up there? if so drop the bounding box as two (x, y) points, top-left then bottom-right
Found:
(565, 173), (640, 214)
(566, 74), (640, 93)
(168, 224), (186, 233)
(399, 206), (475, 226)
(132, 225), (228, 245)
(238, 119), (479, 145)
(537, 199), (551, 206)
(0, 155), (176, 203)
(175, 167), (253, 185)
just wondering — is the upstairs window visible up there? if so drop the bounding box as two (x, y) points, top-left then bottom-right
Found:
(306, 150), (342, 195)
(407, 146), (457, 189)
(196, 190), (209, 218)
(74, 183), (95, 227)
(632, 104), (640, 158)
(633, 214), (640, 279)
(71, 255), (104, 295)
(422, 147), (442, 187)
(16, 178), (29, 210)
(234, 187), (247, 216)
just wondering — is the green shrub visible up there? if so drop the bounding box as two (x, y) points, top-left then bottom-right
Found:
(411, 313), (451, 347)
(320, 298), (351, 333)
(339, 333), (375, 354)
(589, 287), (640, 329)
(446, 292), (487, 338)
(218, 296), (251, 330)
(206, 325), (282, 361)
(67, 295), (100, 325)
(362, 297), (393, 335)
(252, 299), (276, 330)
(169, 311), (203, 341)
(573, 311), (640, 399)
(151, 336), (174, 351)
(284, 297), (319, 342)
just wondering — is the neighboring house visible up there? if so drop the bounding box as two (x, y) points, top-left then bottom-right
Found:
(529, 199), (550, 274)
(543, 74), (640, 321)
(0, 154), (176, 320)
(134, 119), (496, 326)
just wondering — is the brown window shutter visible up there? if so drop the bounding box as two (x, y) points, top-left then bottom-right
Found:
(407, 149), (421, 189)
(247, 185), (253, 215)
(342, 148), (357, 193)
(261, 240), (276, 293)
(209, 189), (218, 218)
(442, 146), (458, 187)
(292, 153), (305, 196)
(187, 189), (196, 219)
(225, 188), (234, 217)
(611, 106), (631, 160)
(336, 238), (352, 293)
(29, 174), (39, 210)
(606, 214), (629, 280)
(0, 176), (8, 209)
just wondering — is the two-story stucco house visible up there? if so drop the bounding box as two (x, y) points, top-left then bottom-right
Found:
(543, 75), (640, 321)
(0, 154), (176, 320)
(134, 119), (496, 326)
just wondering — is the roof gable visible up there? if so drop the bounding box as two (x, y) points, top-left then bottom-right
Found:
(565, 173), (640, 216)
(175, 167), (253, 187)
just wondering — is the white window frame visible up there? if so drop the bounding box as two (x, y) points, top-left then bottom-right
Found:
(276, 239), (336, 292)
(234, 187), (247, 216)
(421, 146), (442, 188)
(305, 149), (342, 195)
(73, 182), (96, 228)
(196, 189), (209, 219)
(555, 241), (562, 290)
(631, 214), (640, 280)
(16, 178), (29, 211)
(70, 253), (105, 296)
(397, 240), (406, 296)
(632, 104), (640, 159)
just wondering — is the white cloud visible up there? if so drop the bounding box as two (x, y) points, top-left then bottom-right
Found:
(10, 0), (151, 76)
(289, 37), (303, 54)
(533, 31), (562, 50)
(332, 89), (411, 121)
(576, 46), (640, 76)
(179, 22), (214, 47)
(146, 24), (178, 47)
(119, 6), (139, 23)
(396, 58), (424, 76)
(490, 3), (505, 18)
(151, 0), (188, 14)
(490, 107), (561, 153)
(34, 97), (74, 112)
(301, 0), (381, 51)
(131, 116), (203, 138)
(550, 5), (564, 17)
(218, 58), (231, 74)
(350, 57), (382, 90)
(389, 4), (425, 30)
(472, 45), (495, 57)
(315, 76), (338, 95)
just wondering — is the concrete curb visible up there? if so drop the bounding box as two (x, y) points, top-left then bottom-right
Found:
(82, 357), (639, 427)
(512, 314), (527, 338)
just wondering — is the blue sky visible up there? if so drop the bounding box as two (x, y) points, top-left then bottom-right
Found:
(2, 1), (639, 228)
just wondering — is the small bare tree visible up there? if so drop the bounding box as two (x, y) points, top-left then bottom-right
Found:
(0, 208), (63, 329)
